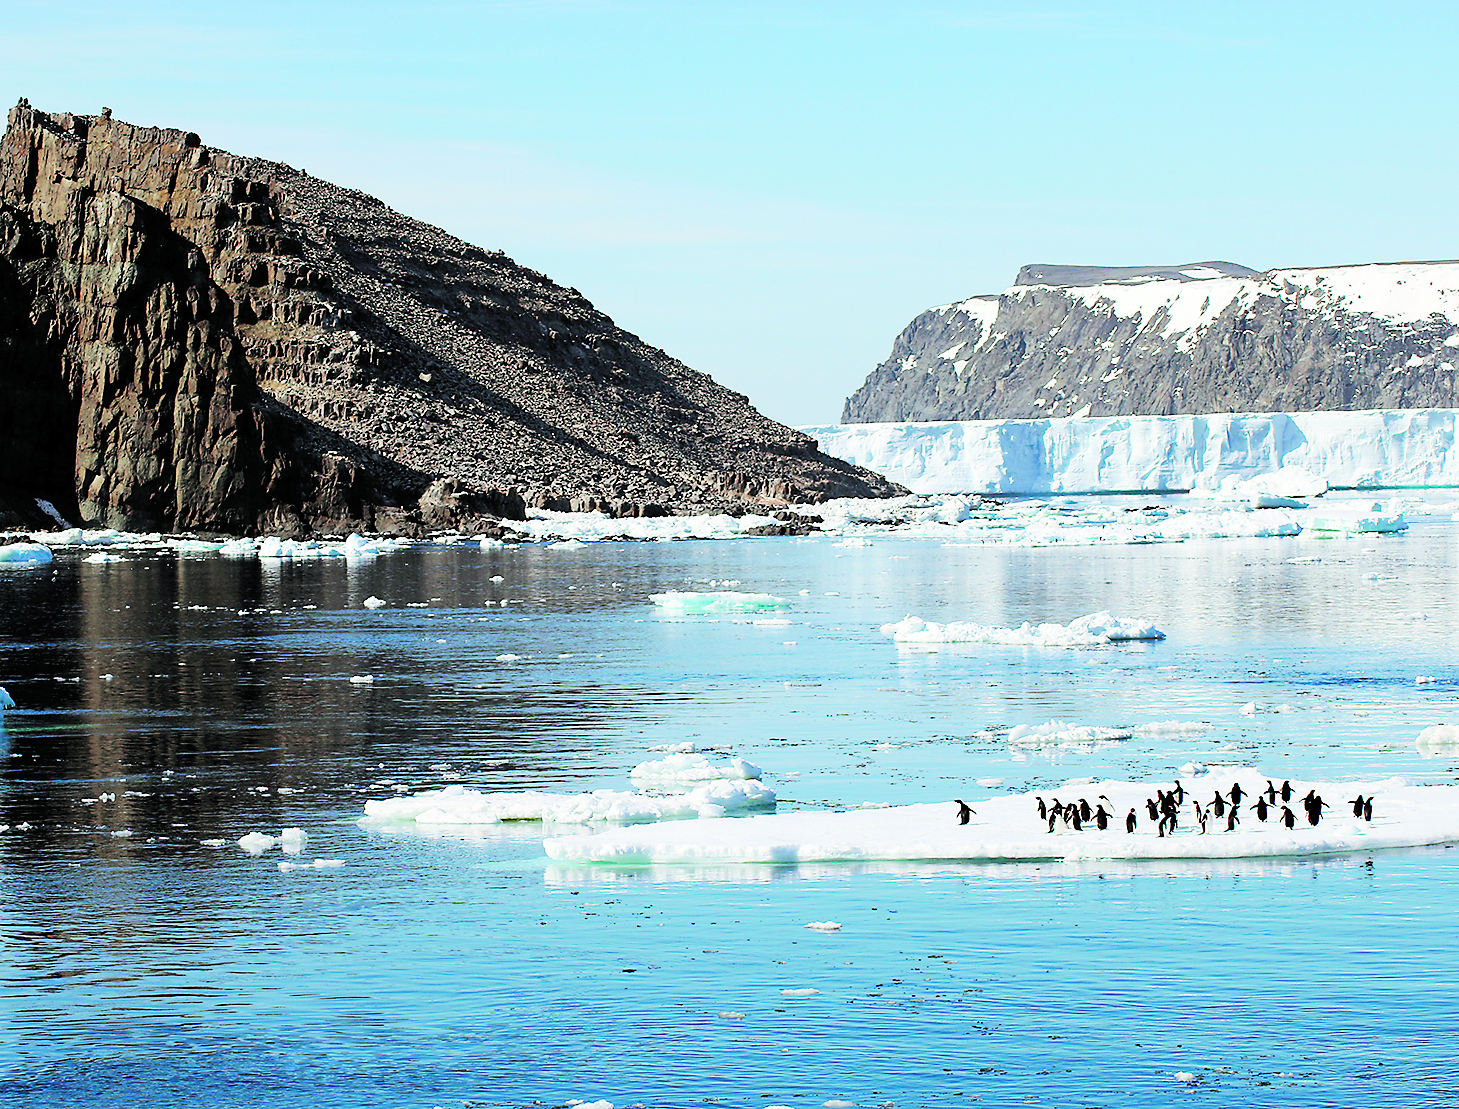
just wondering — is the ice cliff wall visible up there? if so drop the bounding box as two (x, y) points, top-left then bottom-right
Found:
(844, 262), (1459, 423)
(804, 409), (1459, 495)
(0, 101), (900, 534)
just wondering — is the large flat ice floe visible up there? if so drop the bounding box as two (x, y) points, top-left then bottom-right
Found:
(802, 408), (1459, 495)
(544, 768), (1457, 864)
(883, 610), (1164, 647)
(650, 590), (789, 615)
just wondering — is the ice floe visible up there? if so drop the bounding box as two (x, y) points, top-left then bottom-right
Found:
(1004, 720), (1132, 751)
(0, 542), (53, 565)
(628, 753), (763, 785)
(1416, 724), (1459, 757)
(883, 610), (1164, 648)
(543, 767), (1454, 864)
(0, 687), (13, 720)
(650, 590), (789, 615)
(362, 779), (777, 827)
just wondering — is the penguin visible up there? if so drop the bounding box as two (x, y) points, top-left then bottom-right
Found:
(1173, 781), (1185, 805)
(1094, 805), (1111, 831)
(1049, 798), (1062, 819)
(1047, 811), (1058, 834)
(1125, 808), (1137, 833)
(1194, 804), (1208, 835)
(1306, 796), (1328, 827)
(1253, 796), (1269, 822)
(1070, 808), (1083, 831)
(1225, 807), (1239, 832)
(1349, 795), (1365, 818)
(1281, 780), (1293, 802)
(1079, 799), (1093, 822)
(1363, 797), (1373, 822)
(1146, 798), (1160, 822)
(1279, 805), (1297, 829)
(1210, 792), (1226, 818)
(1228, 782), (1244, 806)
(1037, 796), (1048, 820)
(1265, 780), (1278, 804)
(1157, 815), (1168, 838)
(955, 799), (974, 826)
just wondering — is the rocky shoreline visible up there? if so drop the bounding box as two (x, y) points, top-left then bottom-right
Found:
(0, 101), (901, 537)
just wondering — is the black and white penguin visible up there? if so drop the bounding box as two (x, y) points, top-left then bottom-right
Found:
(955, 799), (974, 825)
(1079, 799), (1093, 822)
(1349, 795), (1365, 818)
(1306, 795), (1328, 826)
(1363, 797), (1373, 822)
(1174, 782), (1185, 805)
(1047, 811), (1058, 834)
(1037, 796), (1048, 820)
(1146, 798), (1160, 822)
(1281, 780), (1293, 802)
(1279, 805), (1297, 829)
(1094, 805), (1111, 831)
(1210, 792), (1226, 818)
(1225, 807), (1239, 832)
(1126, 809), (1137, 833)
(1194, 804), (1208, 835)
(1253, 796), (1269, 822)
(1070, 808), (1083, 831)
(1228, 782), (1244, 806)
(1265, 780), (1278, 804)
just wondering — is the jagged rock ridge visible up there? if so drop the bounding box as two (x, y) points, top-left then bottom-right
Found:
(844, 260), (1459, 423)
(0, 101), (900, 534)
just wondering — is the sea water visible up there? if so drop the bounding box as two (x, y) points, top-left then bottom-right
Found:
(3, 498), (1459, 1107)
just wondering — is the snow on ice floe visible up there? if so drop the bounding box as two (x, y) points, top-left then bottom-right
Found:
(0, 542), (53, 565)
(883, 610), (1163, 648)
(1003, 720), (1132, 752)
(543, 768), (1459, 865)
(650, 590), (789, 615)
(361, 779), (777, 827)
(629, 753), (764, 785)
(1416, 724), (1459, 757)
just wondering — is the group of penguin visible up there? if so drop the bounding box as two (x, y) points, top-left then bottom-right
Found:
(952, 779), (1377, 834)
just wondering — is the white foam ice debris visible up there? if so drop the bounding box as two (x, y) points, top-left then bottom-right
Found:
(1134, 720), (1213, 737)
(363, 596), (387, 609)
(781, 988), (820, 998)
(650, 590), (789, 615)
(218, 533), (407, 560)
(1304, 503), (1409, 533)
(349, 675), (375, 684)
(565, 1101), (614, 1109)
(362, 779), (776, 827)
(648, 742), (697, 754)
(279, 859), (344, 872)
(804, 921), (842, 931)
(0, 542), (53, 565)
(629, 753), (764, 785)
(544, 768), (1456, 865)
(801, 408), (1459, 496)
(1416, 724), (1459, 757)
(280, 828), (308, 855)
(1006, 720), (1132, 751)
(884, 610), (1163, 648)
(237, 831), (278, 855)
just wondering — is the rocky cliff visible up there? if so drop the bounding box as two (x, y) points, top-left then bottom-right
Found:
(0, 101), (900, 535)
(843, 261), (1459, 423)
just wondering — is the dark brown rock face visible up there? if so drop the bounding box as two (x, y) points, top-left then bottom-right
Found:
(0, 101), (900, 534)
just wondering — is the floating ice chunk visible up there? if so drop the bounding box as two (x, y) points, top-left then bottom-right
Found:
(1416, 675), (1438, 685)
(1191, 465), (1328, 506)
(718, 1011), (746, 1020)
(279, 828), (308, 855)
(344, 533), (379, 559)
(565, 1101), (613, 1109)
(0, 687), (13, 718)
(648, 742), (697, 754)
(629, 753), (763, 785)
(82, 551), (125, 564)
(362, 779), (777, 827)
(1305, 507), (1407, 533)
(781, 988), (820, 997)
(363, 596), (387, 609)
(751, 617), (792, 627)
(1416, 724), (1459, 757)
(200, 838), (227, 847)
(804, 921), (842, 931)
(1174, 1072), (1196, 1084)
(1134, 720), (1213, 736)
(495, 653), (522, 663)
(1006, 721), (1131, 750)
(824, 1102), (855, 1108)
(0, 542), (53, 565)
(237, 832), (278, 855)
(650, 590), (790, 615)
(489, 575), (505, 582)
(884, 610), (1163, 648)
(279, 858), (344, 872)
(349, 674), (375, 685)
(110, 829), (133, 838)
(976, 777), (1005, 787)
(1240, 702), (1263, 715)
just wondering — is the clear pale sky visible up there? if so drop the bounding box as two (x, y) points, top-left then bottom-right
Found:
(6, 2), (1456, 425)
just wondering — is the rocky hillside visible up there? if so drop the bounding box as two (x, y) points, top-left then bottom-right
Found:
(844, 260), (1459, 423)
(0, 101), (900, 535)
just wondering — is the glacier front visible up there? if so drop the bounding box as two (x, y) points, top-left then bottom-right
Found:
(801, 408), (1459, 495)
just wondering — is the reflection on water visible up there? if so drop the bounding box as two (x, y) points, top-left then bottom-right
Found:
(4, 516), (1459, 1107)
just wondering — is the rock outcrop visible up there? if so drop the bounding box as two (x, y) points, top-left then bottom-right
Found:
(0, 101), (900, 534)
(844, 261), (1459, 423)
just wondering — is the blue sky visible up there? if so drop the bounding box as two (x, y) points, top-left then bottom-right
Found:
(6, 2), (1457, 424)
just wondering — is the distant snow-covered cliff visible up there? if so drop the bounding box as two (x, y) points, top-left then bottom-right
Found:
(803, 409), (1459, 495)
(843, 262), (1459, 423)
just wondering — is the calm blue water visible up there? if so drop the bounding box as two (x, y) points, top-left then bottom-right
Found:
(4, 506), (1459, 1107)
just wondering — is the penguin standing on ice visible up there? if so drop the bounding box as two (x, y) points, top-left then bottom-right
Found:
(1349, 795), (1365, 818)
(1210, 792), (1226, 818)
(1279, 805), (1297, 829)
(1281, 780), (1293, 802)
(955, 799), (974, 825)
(1126, 808), (1138, 833)
(1070, 808), (1083, 831)
(1265, 780), (1278, 804)
(1194, 803), (1208, 835)
(1094, 805), (1111, 831)
(1225, 806), (1240, 832)
(1364, 797), (1373, 821)
(1306, 795), (1329, 827)
(1037, 796), (1048, 820)
(1047, 810), (1058, 834)
(1079, 798), (1093, 822)
(1228, 782), (1244, 806)
(1253, 796), (1269, 822)
(1174, 782), (1185, 805)
(1146, 798), (1160, 822)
